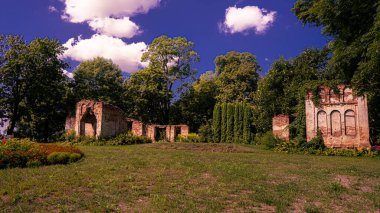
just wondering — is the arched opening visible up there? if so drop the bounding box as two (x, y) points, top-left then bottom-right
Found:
(345, 110), (356, 136)
(330, 110), (342, 137)
(317, 111), (328, 136)
(80, 108), (97, 138)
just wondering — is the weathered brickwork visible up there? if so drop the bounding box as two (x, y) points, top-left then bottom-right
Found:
(272, 115), (290, 141)
(65, 100), (189, 141)
(305, 85), (370, 148)
(146, 124), (189, 143)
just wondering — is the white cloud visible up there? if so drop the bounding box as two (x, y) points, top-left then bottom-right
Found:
(48, 6), (58, 13)
(220, 6), (276, 34)
(88, 17), (140, 39)
(61, 0), (160, 23)
(62, 34), (148, 73)
(63, 70), (74, 79)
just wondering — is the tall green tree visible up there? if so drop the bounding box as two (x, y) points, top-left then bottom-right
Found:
(0, 35), (68, 140)
(19, 38), (68, 141)
(0, 35), (28, 134)
(141, 36), (199, 123)
(170, 71), (218, 131)
(214, 51), (260, 103)
(294, 0), (380, 142)
(254, 48), (330, 134)
(73, 57), (124, 108)
(212, 103), (221, 143)
(226, 103), (234, 143)
(221, 103), (228, 143)
(243, 105), (252, 144)
(124, 67), (167, 124)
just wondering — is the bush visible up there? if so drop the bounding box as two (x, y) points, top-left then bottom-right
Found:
(258, 131), (282, 149)
(69, 153), (82, 163)
(107, 133), (152, 146)
(65, 130), (76, 142)
(0, 138), (84, 168)
(47, 152), (71, 164)
(177, 133), (201, 143)
(199, 122), (213, 143)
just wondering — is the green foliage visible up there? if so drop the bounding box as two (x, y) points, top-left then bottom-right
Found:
(47, 152), (70, 164)
(220, 103), (228, 143)
(214, 51), (260, 102)
(73, 57), (124, 107)
(107, 133), (152, 146)
(0, 138), (84, 168)
(170, 71), (218, 131)
(254, 48), (331, 135)
(293, 0), (380, 142)
(243, 105), (253, 144)
(198, 122), (213, 143)
(0, 35), (69, 141)
(134, 36), (200, 124)
(258, 131), (282, 150)
(212, 104), (221, 143)
(226, 103), (234, 143)
(211, 103), (253, 144)
(177, 133), (201, 143)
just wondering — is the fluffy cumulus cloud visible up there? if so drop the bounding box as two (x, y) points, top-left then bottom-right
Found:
(220, 6), (276, 34)
(88, 17), (140, 39)
(61, 0), (160, 22)
(62, 34), (148, 73)
(60, 0), (160, 38)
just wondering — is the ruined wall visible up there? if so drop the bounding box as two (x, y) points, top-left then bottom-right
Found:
(305, 85), (370, 148)
(65, 116), (76, 132)
(272, 115), (290, 141)
(146, 124), (190, 143)
(74, 100), (103, 139)
(70, 100), (189, 140)
(100, 103), (130, 138)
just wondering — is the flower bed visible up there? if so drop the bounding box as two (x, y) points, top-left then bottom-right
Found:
(0, 138), (84, 168)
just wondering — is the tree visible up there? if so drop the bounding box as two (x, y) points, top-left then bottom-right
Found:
(124, 67), (168, 124)
(254, 48), (330, 134)
(294, 0), (380, 142)
(141, 36), (199, 123)
(212, 103), (221, 143)
(221, 103), (228, 143)
(170, 71), (218, 131)
(0, 35), (68, 140)
(226, 103), (234, 143)
(243, 105), (252, 144)
(214, 51), (260, 103)
(73, 57), (124, 108)
(19, 38), (68, 141)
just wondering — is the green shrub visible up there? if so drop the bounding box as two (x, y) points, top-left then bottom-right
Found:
(69, 153), (82, 163)
(108, 133), (152, 146)
(177, 133), (201, 143)
(47, 152), (71, 164)
(65, 130), (76, 142)
(199, 122), (213, 143)
(259, 131), (282, 149)
(26, 160), (42, 168)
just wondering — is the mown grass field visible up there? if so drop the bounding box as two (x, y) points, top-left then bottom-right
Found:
(1, 143), (380, 212)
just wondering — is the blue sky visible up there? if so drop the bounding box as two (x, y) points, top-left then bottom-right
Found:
(0, 0), (328, 77)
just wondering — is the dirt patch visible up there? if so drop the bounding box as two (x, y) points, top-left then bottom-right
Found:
(335, 175), (356, 188)
(145, 143), (255, 153)
(290, 199), (306, 212)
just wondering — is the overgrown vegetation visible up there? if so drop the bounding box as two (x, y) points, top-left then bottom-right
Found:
(0, 138), (84, 168)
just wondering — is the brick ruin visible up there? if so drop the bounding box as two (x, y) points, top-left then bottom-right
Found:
(305, 85), (370, 148)
(65, 100), (189, 142)
(271, 85), (371, 148)
(272, 115), (290, 141)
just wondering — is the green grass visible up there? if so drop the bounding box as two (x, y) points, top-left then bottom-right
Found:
(1, 143), (380, 212)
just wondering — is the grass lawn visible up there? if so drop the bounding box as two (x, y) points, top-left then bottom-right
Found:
(1, 143), (380, 212)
